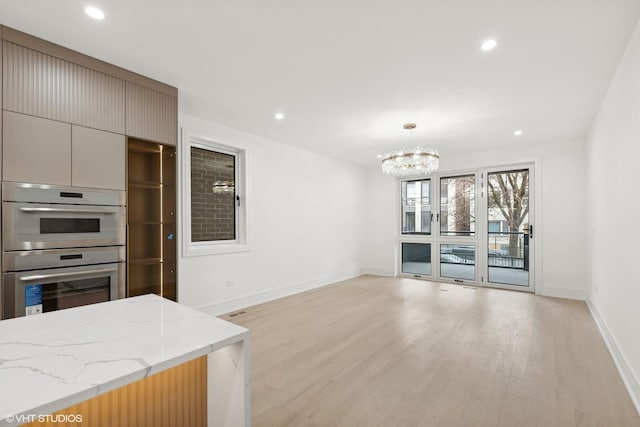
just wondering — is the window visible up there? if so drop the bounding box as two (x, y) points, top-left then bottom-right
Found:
(439, 244), (476, 281)
(439, 175), (475, 236)
(488, 220), (504, 233)
(401, 179), (431, 234)
(190, 147), (236, 242)
(182, 130), (248, 256)
(401, 242), (432, 276)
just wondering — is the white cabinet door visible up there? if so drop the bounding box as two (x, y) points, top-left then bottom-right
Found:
(72, 125), (126, 190)
(2, 111), (71, 185)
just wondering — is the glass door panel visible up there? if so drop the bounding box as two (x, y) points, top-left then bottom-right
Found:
(486, 169), (531, 287)
(439, 175), (476, 236)
(401, 242), (432, 276)
(402, 179), (432, 234)
(439, 244), (476, 281)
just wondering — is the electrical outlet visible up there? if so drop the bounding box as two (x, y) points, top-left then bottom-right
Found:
(226, 280), (235, 287)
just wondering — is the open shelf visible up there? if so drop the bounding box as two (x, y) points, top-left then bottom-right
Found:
(129, 180), (162, 189)
(129, 258), (163, 265)
(129, 221), (163, 226)
(127, 138), (177, 301)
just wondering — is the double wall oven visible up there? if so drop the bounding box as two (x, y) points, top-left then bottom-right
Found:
(1, 183), (126, 319)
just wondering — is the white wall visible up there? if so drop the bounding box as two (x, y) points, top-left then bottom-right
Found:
(363, 140), (588, 299)
(587, 18), (640, 411)
(178, 113), (366, 315)
(363, 170), (398, 276)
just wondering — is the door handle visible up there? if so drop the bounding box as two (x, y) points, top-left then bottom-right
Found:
(19, 207), (117, 214)
(20, 268), (117, 282)
(529, 225), (533, 238)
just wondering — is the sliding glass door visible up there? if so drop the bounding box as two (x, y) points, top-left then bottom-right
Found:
(398, 164), (534, 292)
(485, 167), (533, 290)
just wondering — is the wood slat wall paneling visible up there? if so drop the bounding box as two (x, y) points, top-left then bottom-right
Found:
(73, 62), (125, 133)
(1, 32), (3, 319)
(0, 25), (177, 97)
(125, 82), (177, 146)
(2, 41), (125, 133)
(23, 356), (207, 427)
(1, 27), (3, 180)
(2, 41), (70, 122)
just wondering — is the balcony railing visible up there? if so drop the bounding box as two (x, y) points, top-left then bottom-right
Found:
(489, 231), (528, 270)
(439, 231), (529, 270)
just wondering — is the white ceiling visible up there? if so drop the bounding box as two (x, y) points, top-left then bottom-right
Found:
(1, 0), (639, 166)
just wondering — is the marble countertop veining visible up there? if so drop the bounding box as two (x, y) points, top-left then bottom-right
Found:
(0, 294), (248, 426)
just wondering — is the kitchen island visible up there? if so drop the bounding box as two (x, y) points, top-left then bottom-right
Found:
(0, 294), (250, 427)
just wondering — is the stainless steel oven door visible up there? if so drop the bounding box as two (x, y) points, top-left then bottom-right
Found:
(2, 262), (125, 319)
(2, 202), (126, 250)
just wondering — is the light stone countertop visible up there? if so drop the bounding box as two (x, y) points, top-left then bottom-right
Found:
(0, 294), (248, 427)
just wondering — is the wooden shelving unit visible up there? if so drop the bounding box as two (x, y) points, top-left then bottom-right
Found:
(127, 139), (177, 301)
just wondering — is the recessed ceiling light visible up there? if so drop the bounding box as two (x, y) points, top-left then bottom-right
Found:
(274, 112), (285, 120)
(85, 6), (105, 20)
(481, 39), (497, 51)
(376, 154), (382, 159)
(514, 130), (523, 136)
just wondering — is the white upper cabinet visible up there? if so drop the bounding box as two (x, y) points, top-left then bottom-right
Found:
(1, 30), (178, 189)
(2, 111), (72, 185)
(72, 125), (126, 190)
(2, 41), (126, 134)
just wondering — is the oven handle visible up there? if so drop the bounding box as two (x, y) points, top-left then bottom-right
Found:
(19, 268), (118, 282)
(19, 207), (118, 214)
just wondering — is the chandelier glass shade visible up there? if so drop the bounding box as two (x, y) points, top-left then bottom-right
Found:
(212, 180), (235, 194)
(380, 147), (439, 177)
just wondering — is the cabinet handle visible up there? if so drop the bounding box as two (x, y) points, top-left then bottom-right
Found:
(20, 207), (117, 214)
(20, 268), (117, 282)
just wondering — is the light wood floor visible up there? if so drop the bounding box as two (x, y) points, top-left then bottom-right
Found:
(223, 275), (640, 427)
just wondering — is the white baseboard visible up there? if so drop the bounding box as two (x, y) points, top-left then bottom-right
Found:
(196, 269), (363, 317)
(360, 267), (395, 277)
(587, 299), (640, 416)
(536, 285), (586, 301)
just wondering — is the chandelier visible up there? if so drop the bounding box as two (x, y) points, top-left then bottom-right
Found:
(380, 123), (439, 176)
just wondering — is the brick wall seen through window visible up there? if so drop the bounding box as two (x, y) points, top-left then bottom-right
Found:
(190, 147), (236, 242)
